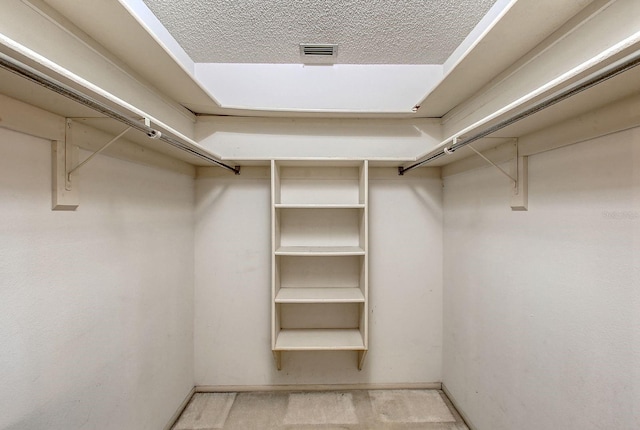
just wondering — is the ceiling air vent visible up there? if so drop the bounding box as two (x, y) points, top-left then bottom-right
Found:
(299, 44), (338, 64)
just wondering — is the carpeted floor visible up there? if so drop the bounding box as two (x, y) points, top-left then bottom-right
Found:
(172, 389), (468, 429)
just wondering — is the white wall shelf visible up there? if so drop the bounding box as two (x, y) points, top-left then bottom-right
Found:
(275, 246), (365, 256)
(275, 287), (365, 303)
(271, 160), (368, 370)
(274, 329), (366, 351)
(275, 204), (365, 209)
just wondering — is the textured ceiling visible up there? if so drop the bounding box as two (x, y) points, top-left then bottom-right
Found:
(142, 0), (498, 64)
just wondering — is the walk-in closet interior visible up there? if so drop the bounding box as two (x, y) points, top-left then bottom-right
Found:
(1, 0), (638, 429)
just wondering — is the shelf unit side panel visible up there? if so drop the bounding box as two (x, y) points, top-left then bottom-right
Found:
(362, 160), (369, 348)
(272, 160), (281, 205)
(274, 261), (282, 294)
(359, 161), (367, 205)
(271, 160), (279, 349)
(358, 257), (366, 296)
(359, 256), (368, 348)
(274, 303), (282, 341)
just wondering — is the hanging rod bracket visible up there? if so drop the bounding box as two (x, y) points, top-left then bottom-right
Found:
(147, 129), (161, 139)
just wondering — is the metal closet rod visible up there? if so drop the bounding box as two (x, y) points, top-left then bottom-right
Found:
(0, 55), (240, 174)
(398, 51), (640, 175)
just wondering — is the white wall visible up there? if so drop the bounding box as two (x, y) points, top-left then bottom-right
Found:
(0, 128), (195, 430)
(442, 128), (640, 429)
(194, 167), (443, 386)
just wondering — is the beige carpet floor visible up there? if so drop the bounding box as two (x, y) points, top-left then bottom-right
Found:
(172, 389), (468, 430)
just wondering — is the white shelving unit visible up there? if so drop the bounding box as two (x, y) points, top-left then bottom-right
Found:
(271, 160), (368, 370)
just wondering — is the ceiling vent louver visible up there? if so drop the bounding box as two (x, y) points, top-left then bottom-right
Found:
(299, 44), (338, 64)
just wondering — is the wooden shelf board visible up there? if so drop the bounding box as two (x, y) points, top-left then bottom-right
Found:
(275, 287), (365, 303)
(274, 329), (365, 351)
(275, 204), (365, 209)
(275, 246), (365, 256)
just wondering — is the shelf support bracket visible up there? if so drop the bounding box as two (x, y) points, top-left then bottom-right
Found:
(66, 125), (131, 180)
(52, 119), (79, 211)
(467, 144), (517, 183)
(467, 140), (528, 211)
(52, 119), (131, 211)
(510, 152), (528, 211)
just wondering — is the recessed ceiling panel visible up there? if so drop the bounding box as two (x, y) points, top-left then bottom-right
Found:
(142, 0), (498, 64)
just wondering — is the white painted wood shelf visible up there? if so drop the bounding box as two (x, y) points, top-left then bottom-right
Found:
(274, 329), (365, 351)
(275, 246), (365, 256)
(275, 204), (365, 209)
(275, 287), (365, 303)
(271, 160), (369, 370)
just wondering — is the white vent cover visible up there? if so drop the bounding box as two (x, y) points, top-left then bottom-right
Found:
(299, 44), (338, 64)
